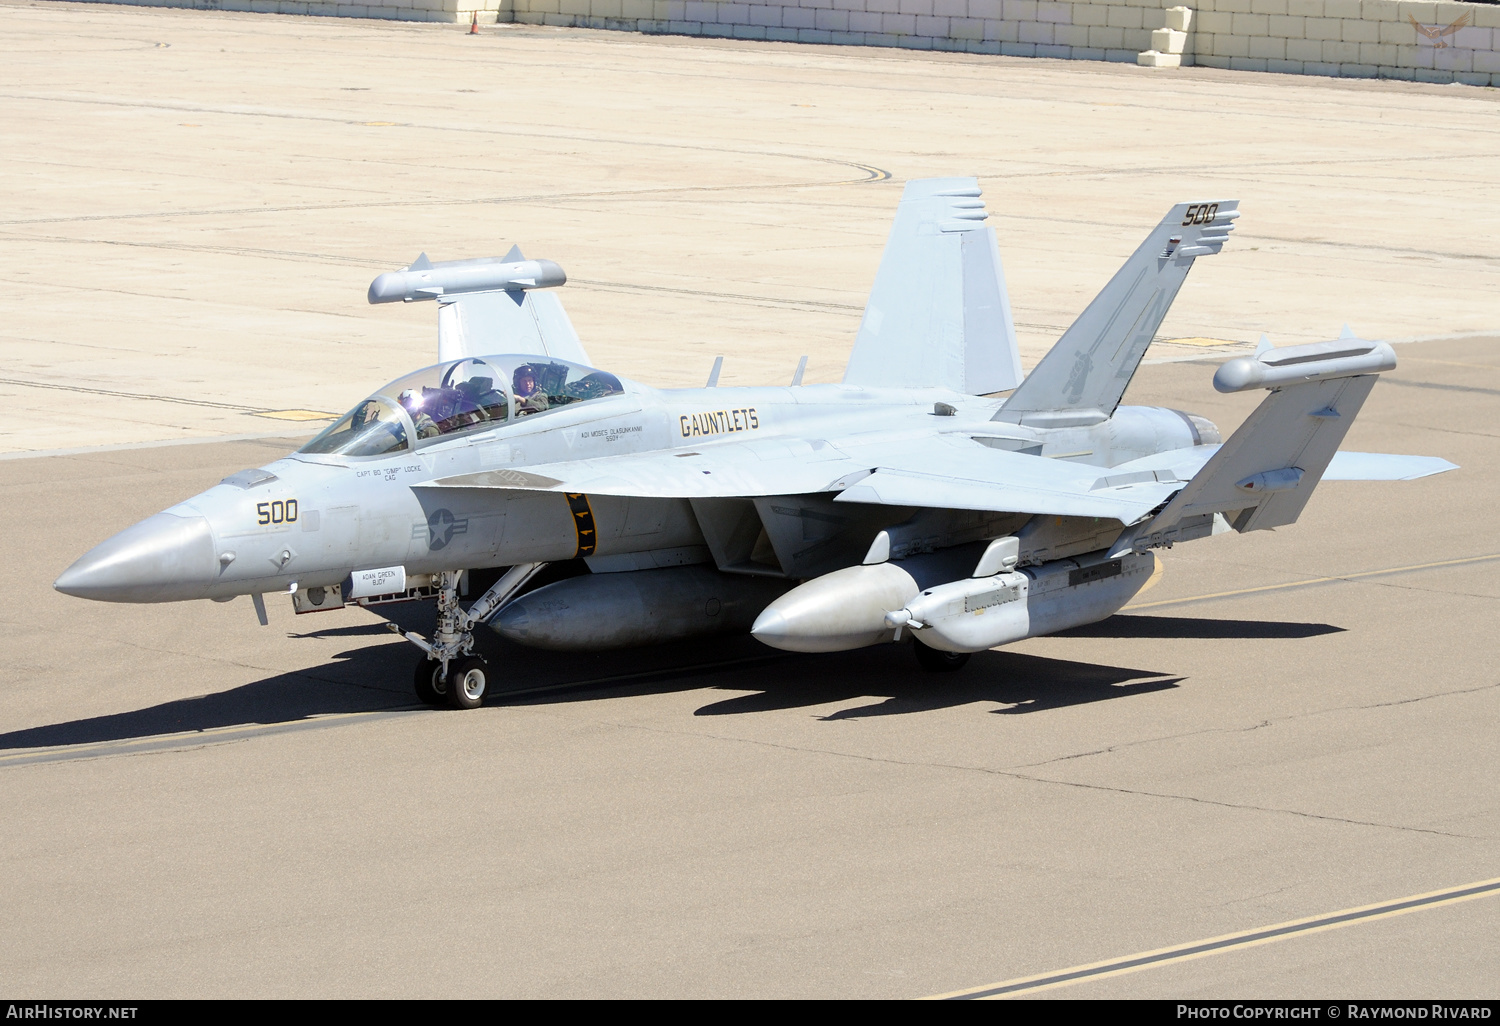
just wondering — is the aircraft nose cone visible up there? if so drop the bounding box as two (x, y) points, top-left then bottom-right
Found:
(54, 512), (217, 603)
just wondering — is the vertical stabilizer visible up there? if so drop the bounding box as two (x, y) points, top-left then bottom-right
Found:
(437, 290), (590, 365)
(842, 178), (1023, 395)
(996, 200), (1239, 426)
(428, 244), (590, 365)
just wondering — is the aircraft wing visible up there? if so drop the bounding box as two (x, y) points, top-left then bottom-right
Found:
(420, 436), (865, 500)
(829, 435), (1175, 520)
(419, 432), (1178, 522)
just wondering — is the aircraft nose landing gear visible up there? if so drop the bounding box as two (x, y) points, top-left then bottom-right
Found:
(412, 653), (489, 709)
(388, 564), (545, 710)
(447, 656), (489, 710)
(413, 656), (450, 708)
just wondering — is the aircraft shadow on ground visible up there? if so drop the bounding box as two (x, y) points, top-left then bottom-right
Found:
(3, 612), (1337, 750)
(689, 646), (1183, 719)
(1056, 614), (1345, 640)
(710, 614), (1343, 720)
(0, 643), (415, 751)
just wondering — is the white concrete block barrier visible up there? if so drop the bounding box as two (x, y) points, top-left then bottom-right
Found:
(1139, 4), (1191, 65)
(89, 0), (1500, 85)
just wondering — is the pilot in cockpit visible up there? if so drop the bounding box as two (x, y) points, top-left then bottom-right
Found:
(398, 389), (441, 439)
(513, 364), (549, 416)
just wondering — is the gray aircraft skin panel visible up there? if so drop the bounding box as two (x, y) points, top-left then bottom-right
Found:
(842, 178), (1023, 396)
(53, 185), (1460, 686)
(997, 200), (1239, 426)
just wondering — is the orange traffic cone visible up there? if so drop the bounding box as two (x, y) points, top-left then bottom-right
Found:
(468, 11), (479, 34)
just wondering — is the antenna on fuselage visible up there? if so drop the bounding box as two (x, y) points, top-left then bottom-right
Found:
(791, 356), (808, 387)
(706, 356), (724, 388)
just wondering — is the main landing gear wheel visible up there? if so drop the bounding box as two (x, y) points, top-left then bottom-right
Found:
(447, 655), (489, 710)
(414, 657), (449, 708)
(914, 639), (970, 673)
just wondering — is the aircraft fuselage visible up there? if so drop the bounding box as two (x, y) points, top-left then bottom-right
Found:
(54, 378), (1207, 605)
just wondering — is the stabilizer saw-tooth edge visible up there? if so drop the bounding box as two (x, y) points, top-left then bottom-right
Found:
(996, 200), (1240, 426)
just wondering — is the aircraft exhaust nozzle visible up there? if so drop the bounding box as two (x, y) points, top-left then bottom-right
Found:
(368, 256), (567, 304)
(489, 566), (792, 651)
(1214, 339), (1396, 393)
(54, 511), (217, 603)
(750, 563), (920, 653)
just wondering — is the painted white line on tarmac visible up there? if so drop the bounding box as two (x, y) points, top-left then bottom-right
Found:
(930, 876), (1500, 999)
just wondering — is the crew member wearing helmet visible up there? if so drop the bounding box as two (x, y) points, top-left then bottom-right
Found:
(513, 364), (549, 416)
(399, 389), (441, 439)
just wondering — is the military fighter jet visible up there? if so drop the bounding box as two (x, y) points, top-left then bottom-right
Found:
(55, 179), (1457, 709)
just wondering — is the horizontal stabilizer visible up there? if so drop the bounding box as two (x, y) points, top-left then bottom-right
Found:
(1323, 451), (1458, 480)
(843, 178), (1023, 396)
(998, 200), (1239, 426)
(1101, 446), (1458, 484)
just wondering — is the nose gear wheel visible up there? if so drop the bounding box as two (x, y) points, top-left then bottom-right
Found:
(388, 564), (545, 709)
(447, 655), (489, 709)
(414, 657), (449, 707)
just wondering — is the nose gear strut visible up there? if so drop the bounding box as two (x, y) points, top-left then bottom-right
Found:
(388, 562), (546, 708)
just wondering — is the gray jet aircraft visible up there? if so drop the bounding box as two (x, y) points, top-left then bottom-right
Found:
(55, 179), (1457, 708)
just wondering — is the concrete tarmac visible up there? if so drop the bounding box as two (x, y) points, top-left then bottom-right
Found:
(4, 340), (1496, 998)
(1, 0), (1497, 999)
(3, 1), (1500, 454)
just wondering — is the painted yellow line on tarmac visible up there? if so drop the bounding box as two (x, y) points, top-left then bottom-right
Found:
(1135, 554), (1166, 598)
(1123, 552), (1500, 612)
(929, 876), (1500, 999)
(254, 409), (337, 421)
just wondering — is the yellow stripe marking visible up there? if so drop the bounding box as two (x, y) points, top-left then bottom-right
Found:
(929, 876), (1500, 999)
(1135, 553), (1165, 598)
(1123, 552), (1500, 612)
(254, 409), (338, 421)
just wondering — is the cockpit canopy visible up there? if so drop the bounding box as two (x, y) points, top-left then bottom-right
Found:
(299, 355), (625, 458)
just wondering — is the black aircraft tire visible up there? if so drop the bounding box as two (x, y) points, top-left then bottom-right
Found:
(447, 655), (489, 710)
(914, 639), (971, 673)
(414, 658), (448, 708)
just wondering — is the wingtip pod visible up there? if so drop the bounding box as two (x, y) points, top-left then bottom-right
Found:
(1213, 339), (1396, 393)
(367, 255), (567, 305)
